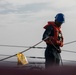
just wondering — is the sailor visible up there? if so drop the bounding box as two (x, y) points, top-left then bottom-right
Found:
(42, 13), (65, 68)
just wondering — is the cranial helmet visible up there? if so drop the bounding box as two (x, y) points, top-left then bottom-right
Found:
(55, 13), (65, 23)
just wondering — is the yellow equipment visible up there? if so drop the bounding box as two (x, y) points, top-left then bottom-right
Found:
(16, 53), (28, 65)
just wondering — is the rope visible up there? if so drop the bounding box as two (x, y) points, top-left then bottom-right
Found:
(1, 57), (76, 63)
(0, 38), (76, 62)
(0, 54), (17, 61)
(0, 40), (76, 49)
(64, 40), (76, 45)
(62, 49), (76, 53)
(0, 45), (28, 48)
(0, 37), (49, 62)
(1, 49), (76, 58)
(49, 40), (63, 65)
(21, 40), (44, 53)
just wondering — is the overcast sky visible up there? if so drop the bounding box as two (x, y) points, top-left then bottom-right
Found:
(0, 0), (76, 61)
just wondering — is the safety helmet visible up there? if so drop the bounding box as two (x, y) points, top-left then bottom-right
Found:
(55, 13), (65, 23)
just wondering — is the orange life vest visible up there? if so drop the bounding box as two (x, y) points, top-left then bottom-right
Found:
(44, 21), (63, 47)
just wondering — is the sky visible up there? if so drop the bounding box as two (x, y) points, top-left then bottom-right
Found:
(0, 0), (76, 62)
